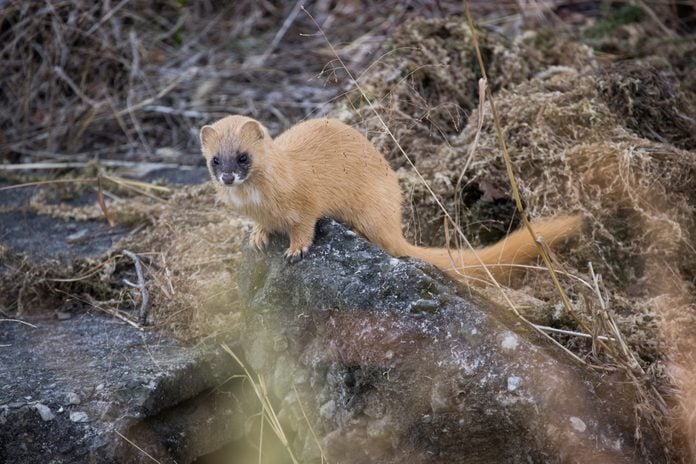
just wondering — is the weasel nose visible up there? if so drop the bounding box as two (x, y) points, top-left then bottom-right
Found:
(220, 173), (236, 185)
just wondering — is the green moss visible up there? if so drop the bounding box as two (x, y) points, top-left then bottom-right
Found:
(348, 92), (375, 110)
(532, 28), (557, 51)
(172, 0), (186, 46)
(0, 244), (13, 265)
(585, 5), (645, 39)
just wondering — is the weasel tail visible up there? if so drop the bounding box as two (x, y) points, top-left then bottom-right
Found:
(200, 115), (581, 286)
(395, 215), (581, 284)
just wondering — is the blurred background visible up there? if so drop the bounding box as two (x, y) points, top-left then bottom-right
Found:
(2, 0), (693, 166)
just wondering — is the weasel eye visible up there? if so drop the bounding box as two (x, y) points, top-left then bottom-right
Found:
(212, 156), (220, 166)
(238, 153), (249, 164)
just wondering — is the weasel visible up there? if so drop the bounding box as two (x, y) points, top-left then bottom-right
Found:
(200, 115), (581, 285)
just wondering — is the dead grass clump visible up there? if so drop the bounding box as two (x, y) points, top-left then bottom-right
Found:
(339, 19), (597, 161)
(110, 184), (249, 339)
(337, 20), (600, 247)
(0, 181), (247, 341)
(597, 61), (696, 150)
(339, 20), (484, 160)
(458, 70), (696, 291)
(340, 17), (696, 458)
(404, 63), (696, 365)
(0, 251), (123, 316)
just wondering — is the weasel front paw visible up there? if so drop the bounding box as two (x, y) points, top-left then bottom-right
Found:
(249, 225), (270, 251)
(284, 220), (315, 263)
(284, 245), (309, 264)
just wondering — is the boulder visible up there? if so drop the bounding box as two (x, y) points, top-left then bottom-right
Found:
(237, 219), (665, 463)
(0, 313), (242, 463)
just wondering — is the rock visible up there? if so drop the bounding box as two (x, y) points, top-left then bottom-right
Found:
(0, 313), (243, 463)
(33, 404), (54, 422)
(0, 166), (209, 266)
(69, 411), (89, 423)
(0, 210), (127, 264)
(236, 219), (666, 463)
(65, 392), (81, 405)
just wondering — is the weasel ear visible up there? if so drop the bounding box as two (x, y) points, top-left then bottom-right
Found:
(199, 125), (219, 151)
(239, 120), (265, 143)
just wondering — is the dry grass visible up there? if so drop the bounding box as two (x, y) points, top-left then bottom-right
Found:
(0, 176), (245, 341)
(0, 0), (486, 165)
(222, 344), (302, 464)
(2, 0), (696, 462)
(334, 8), (695, 461)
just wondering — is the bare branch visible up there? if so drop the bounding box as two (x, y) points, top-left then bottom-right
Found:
(122, 250), (149, 326)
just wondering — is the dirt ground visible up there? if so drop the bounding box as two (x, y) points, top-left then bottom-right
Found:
(1, 1), (696, 461)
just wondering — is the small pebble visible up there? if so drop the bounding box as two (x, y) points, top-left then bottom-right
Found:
(35, 404), (55, 422)
(69, 411), (89, 423)
(501, 333), (519, 351)
(507, 376), (522, 392)
(319, 400), (336, 419)
(66, 229), (89, 243)
(65, 392), (81, 405)
(569, 416), (586, 433)
(55, 311), (72, 321)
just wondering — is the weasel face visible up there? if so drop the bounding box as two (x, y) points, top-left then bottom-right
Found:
(200, 116), (268, 190)
(209, 151), (252, 187)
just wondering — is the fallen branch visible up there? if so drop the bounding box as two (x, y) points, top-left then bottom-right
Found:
(0, 318), (38, 328)
(122, 250), (149, 326)
(0, 160), (181, 172)
(248, 0), (303, 67)
(533, 324), (614, 342)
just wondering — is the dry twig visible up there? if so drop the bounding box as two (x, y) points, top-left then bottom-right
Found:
(122, 250), (149, 326)
(0, 318), (38, 328)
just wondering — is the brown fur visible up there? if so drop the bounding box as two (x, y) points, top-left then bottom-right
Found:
(200, 115), (581, 284)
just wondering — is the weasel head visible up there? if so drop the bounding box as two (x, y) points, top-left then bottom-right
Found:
(199, 115), (271, 189)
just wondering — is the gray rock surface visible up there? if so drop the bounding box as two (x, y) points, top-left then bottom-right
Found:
(0, 313), (241, 463)
(237, 219), (666, 463)
(0, 208), (128, 264)
(0, 166), (207, 265)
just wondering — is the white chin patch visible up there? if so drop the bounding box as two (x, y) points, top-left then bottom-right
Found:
(218, 173), (242, 185)
(223, 189), (243, 208)
(221, 182), (259, 209)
